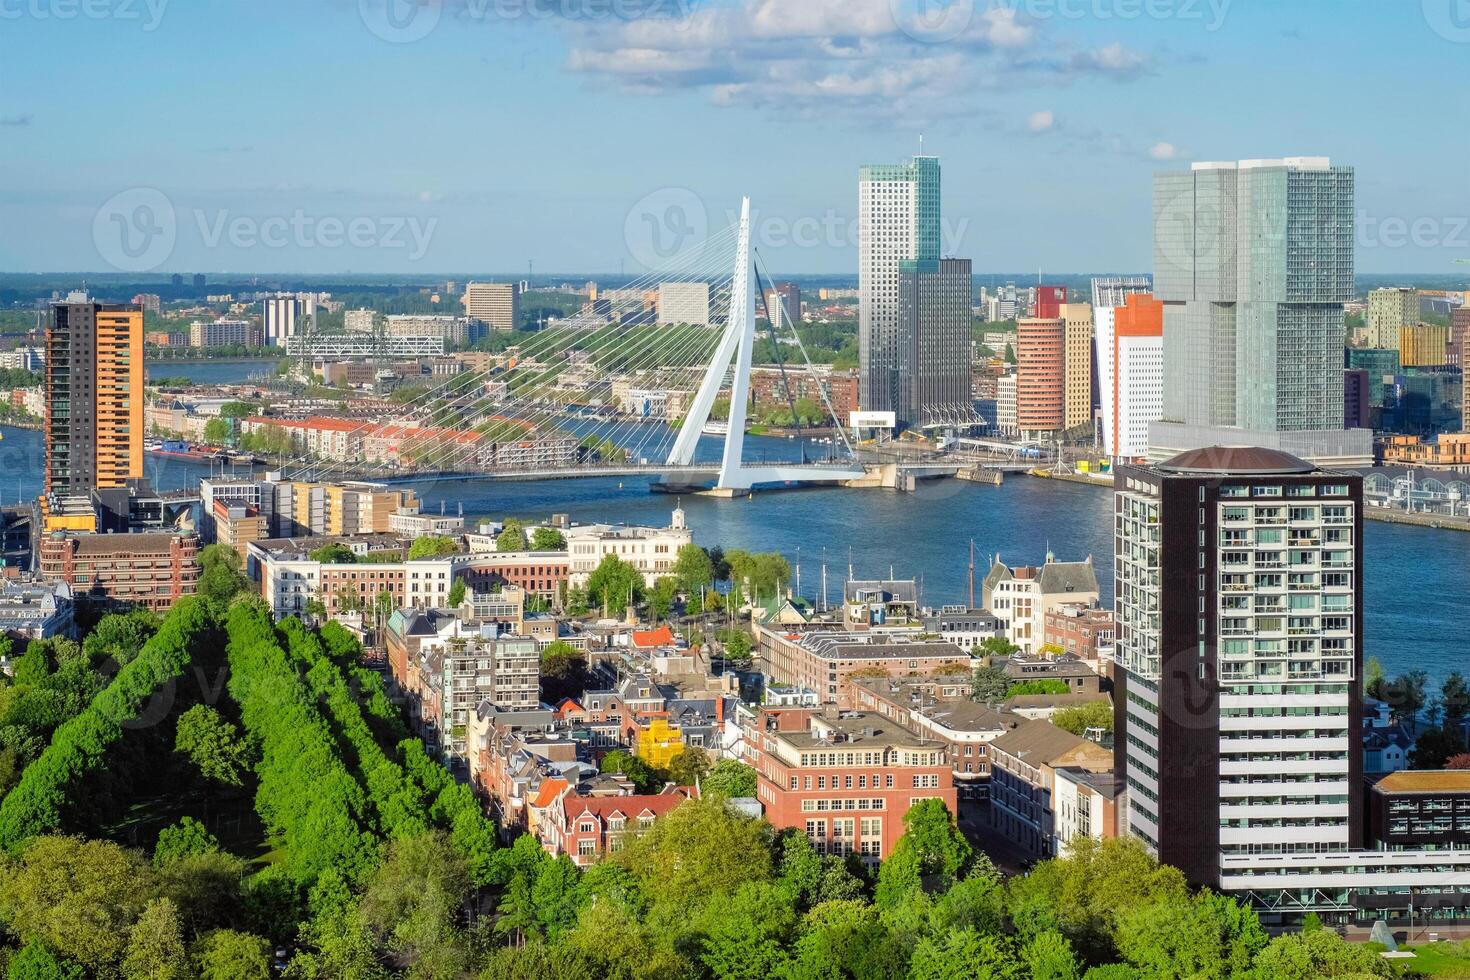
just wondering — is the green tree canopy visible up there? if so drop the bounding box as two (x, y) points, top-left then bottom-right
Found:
(496, 519), (529, 553)
(673, 544), (715, 592)
(1052, 700), (1114, 737)
(586, 554), (643, 617)
(174, 704), (249, 786)
(530, 527), (566, 551)
(407, 535), (459, 560)
(197, 544), (251, 604)
(702, 759), (758, 799)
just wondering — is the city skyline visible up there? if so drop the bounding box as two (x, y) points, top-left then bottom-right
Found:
(2, 1), (1468, 275)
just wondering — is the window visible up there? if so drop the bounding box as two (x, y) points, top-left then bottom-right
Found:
(578, 839), (596, 857)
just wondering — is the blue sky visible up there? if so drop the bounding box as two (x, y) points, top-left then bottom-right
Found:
(1, 0), (1466, 275)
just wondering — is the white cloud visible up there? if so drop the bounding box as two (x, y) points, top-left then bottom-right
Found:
(1027, 110), (1055, 133)
(556, 0), (1151, 116)
(1149, 141), (1177, 161)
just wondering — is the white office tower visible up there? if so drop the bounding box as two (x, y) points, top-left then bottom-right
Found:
(1095, 291), (1165, 461)
(263, 297), (302, 348)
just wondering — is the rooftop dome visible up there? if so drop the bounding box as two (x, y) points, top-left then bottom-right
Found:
(1158, 446), (1316, 476)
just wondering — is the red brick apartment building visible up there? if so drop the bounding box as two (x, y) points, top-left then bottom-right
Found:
(39, 532), (200, 612)
(539, 789), (694, 865)
(746, 707), (955, 861)
(460, 553), (569, 601)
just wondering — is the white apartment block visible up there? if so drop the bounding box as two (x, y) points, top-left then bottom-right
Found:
(657, 282), (711, 326)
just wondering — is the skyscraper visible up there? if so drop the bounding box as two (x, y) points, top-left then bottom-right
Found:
(1097, 293), (1165, 460)
(859, 156), (970, 429)
(1016, 316), (1064, 441)
(1149, 158), (1369, 466)
(1060, 302), (1093, 434)
(897, 258), (972, 427)
(859, 155), (939, 419)
(1366, 287), (1419, 349)
(1114, 447), (1362, 892)
(44, 295), (144, 520)
(463, 282), (522, 331)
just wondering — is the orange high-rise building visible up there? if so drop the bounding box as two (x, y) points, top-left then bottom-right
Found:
(45, 297), (144, 504)
(1016, 317), (1065, 439)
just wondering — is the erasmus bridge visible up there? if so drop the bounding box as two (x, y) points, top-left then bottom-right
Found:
(269, 199), (934, 496)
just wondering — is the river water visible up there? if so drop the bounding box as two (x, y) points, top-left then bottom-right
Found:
(8, 406), (1463, 687)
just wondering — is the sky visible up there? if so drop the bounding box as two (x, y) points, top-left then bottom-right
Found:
(1, 0), (1467, 276)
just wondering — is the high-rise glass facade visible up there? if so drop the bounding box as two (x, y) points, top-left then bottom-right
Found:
(859, 156), (947, 425)
(1150, 159), (1366, 465)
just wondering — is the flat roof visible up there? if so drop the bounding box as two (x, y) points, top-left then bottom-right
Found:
(1374, 770), (1470, 794)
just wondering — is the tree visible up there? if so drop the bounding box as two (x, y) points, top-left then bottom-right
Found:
(82, 610), (158, 668)
(202, 417), (232, 445)
(1410, 724), (1467, 769)
(1384, 669), (1428, 724)
(703, 759), (757, 799)
(910, 929), (1021, 980)
(1115, 892), (1266, 980)
(532, 854), (586, 938)
(648, 576), (679, 622)
(673, 544), (715, 593)
(585, 554), (643, 617)
(895, 798), (973, 882)
(1364, 656), (1386, 701)
(668, 746), (711, 786)
(613, 797), (772, 914)
(1441, 671), (1470, 728)
(192, 930), (272, 980)
(530, 527), (566, 551)
(1250, 927), (1393, 979)
(1052, 701), (1114, 737)
(541, 641), (585, 683)
(0, 836), (153, 974)
(174, 704), (249, 786)
(407, 535), (459, 560)
(719, 628), (752, 661)
(5, 940), (85, 980)
(197, 544), (250, 604)
(447, 576), (467, 608)
(1022, 931), (1082, 980)
(599, 749), (663, 795)
(978, 636), (1020, 660)
(121, 898), (189, 980)
(972, 663), (1011, 704)
(153, 816), (219, 868)
(497, 519), (529, 552)
(360, 831), (472, 976)
(309, 542), (358, 564)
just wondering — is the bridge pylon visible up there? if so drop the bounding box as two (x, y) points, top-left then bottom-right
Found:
(666, 197), (866, 492)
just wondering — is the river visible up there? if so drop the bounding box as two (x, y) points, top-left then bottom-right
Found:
(2, 424), (1461, 687)
(145, 358), (274, 386)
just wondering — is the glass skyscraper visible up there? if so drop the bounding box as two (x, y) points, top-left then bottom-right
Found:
(860, 156), (969, 428)
(1149, 158), (1369, 465)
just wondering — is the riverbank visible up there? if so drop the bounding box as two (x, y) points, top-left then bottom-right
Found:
(1364, 507), (1470, 533)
